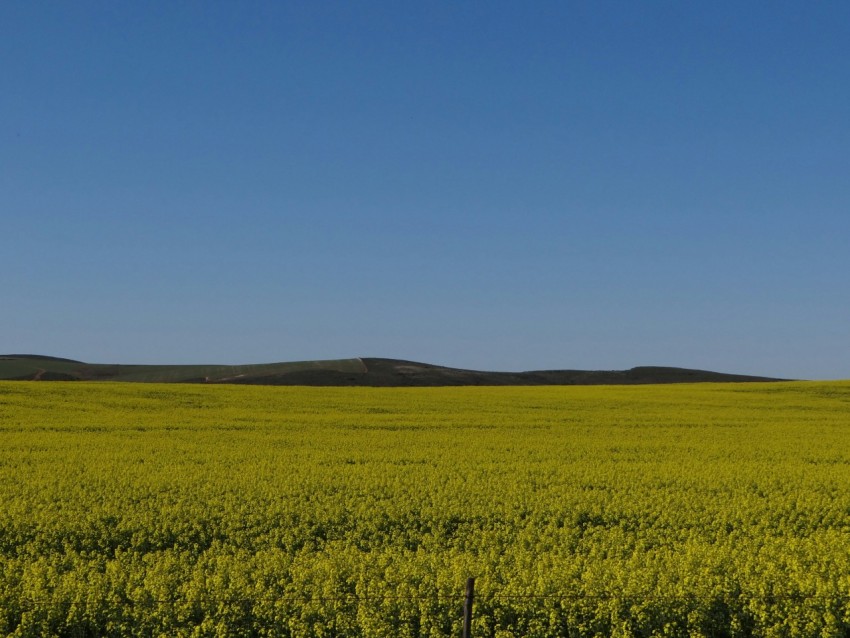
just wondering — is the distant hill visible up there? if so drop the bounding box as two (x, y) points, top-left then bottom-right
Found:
(0, 355), (787, 386)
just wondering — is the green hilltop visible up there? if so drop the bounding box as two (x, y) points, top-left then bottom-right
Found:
(0, 355), (786, 386)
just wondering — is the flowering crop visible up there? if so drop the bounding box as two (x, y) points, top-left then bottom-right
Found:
(1, 380), (850, 636)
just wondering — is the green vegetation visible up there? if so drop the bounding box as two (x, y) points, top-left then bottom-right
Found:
(0, 354), (783, 386)
(1, 380), (850, 637)
(0, 356), (366, 383)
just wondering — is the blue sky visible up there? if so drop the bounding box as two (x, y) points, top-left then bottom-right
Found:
(2, 2), (849, 379)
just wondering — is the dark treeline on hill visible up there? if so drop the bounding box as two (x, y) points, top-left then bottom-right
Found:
(0, 355), (787, 386)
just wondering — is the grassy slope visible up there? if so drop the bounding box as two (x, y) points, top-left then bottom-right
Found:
(0, 355), (367, 383)
(0, 355), (784, 385)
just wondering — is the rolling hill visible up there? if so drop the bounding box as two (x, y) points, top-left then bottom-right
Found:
(0, 355), (786, 386)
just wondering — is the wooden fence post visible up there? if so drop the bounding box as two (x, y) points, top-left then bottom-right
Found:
(462, 577), (475, 638)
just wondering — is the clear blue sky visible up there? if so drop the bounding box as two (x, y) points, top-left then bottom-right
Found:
(3, 2), (849, 379)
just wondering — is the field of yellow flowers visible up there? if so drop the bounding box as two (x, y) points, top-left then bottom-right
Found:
(2, 380), (850, 637)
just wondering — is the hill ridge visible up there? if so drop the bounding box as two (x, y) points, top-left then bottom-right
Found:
(0, 354), (787, 386)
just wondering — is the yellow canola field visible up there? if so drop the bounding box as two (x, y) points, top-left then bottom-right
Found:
(1, 380), (850, 637)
